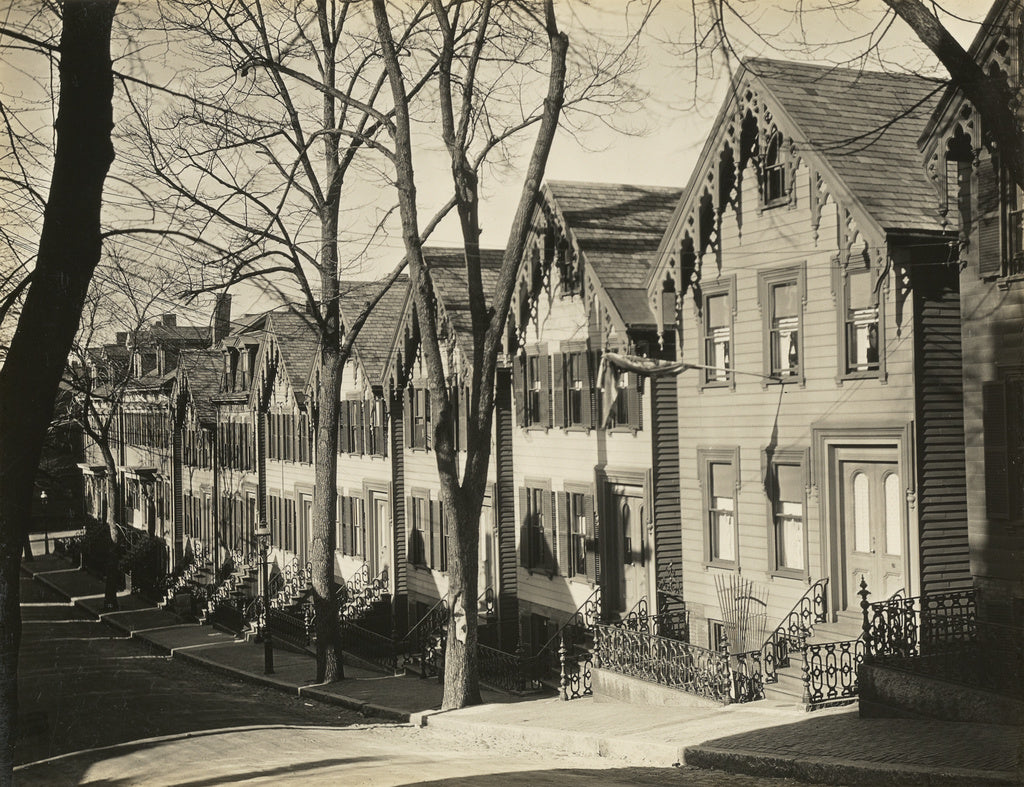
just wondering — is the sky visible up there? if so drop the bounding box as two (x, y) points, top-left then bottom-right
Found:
(0, 0), (993, 327)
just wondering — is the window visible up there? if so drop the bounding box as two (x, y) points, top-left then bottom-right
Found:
(408, 493), (427, 566)
(520, 484), (553, 572)
(759, 264), (805, 383)
(1005, 172), (1023, 275)
(565, 352), (588, 426)
(699, 277), (735, 388)
(762, 129), (787, 205)
(513, 350), (550, 428)
(708, 619), (729, 653)
(569, 492), (587, 577)
(368, 398), (385, 456)
(983, 374), (1024, 520)
(841, 266), (881, 377)
(413, 388), (430, 449)
(700, 448), (739, 566)
(766, 454), (807, 576)
(606, 368), (641, 431)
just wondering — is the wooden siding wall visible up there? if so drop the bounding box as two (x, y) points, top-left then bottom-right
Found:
(495, 369), (519, 633)
(911, 254), (971, 593)
(513, 260), (653, 625)
(675, 158), (919, 640)
(958, 168), (1024, 606)
(650, 374), (682, 603)
(390, 389), (408, 629)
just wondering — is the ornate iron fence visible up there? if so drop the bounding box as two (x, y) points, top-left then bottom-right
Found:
(761, 578), (829, 684)
(267, 598), (315, 649)
(594, 623), (764, 704)
(865, 588), (976, 659)
(802, 638), (865, 705)
(478, 643), (540, 693)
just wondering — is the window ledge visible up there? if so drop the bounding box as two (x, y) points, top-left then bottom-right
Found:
(837, 370), (884, 385)
(703, 560), (738, 572)
(563, 425), (591, 434)
(523, 424), (549, 433)
(770, 569), (810, 582)
(700, 381), (733, 391)
(606, 425), (639, 435)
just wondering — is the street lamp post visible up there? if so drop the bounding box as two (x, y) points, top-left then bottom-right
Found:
(255, 520), (274, 675)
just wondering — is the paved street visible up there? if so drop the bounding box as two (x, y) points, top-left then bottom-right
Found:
(16, 572), (822, 786)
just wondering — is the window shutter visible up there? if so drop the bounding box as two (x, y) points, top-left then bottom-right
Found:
(359, 498), (366, 557)
(556, 491), (569, 576)
(957, 158), (972, 235)
(404, 388), (413, 449)
(512, 357), (526, 426)
(643, 467), (653, 527)
(977, 156), (1002, 277)
(552, 353), (564, 428)
(406, 497), (416, 564)
(541, 354), (552, 427)
(581, 351), (594, 428)
(627, 373), (641, 429)
(336, 494), (343, 550)
(458, 386), (469, 451)
(584, 492), (598, 583)
(381, 400), (389, 458)
(340, 496), (350, 553)
(543, 490), (555, 572)
(983, 381), (1010, 518)
(424, 389), (432, 449)
(519, 487), (529, 567)
(430, 499), (442, 569)
(340, 402), (350, 454)
(355, 400), (365, 454)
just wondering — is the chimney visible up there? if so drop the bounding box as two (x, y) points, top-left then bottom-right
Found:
(116, 332), (127, 346)
(161, 313), (177, 328)
(213, 293), (232, 345)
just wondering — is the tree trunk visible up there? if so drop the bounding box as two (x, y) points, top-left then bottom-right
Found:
(442, 490), (482, 708)
(312, 339), (344, 683)
(0, 2), (117, 781)
(883, 0), (1024, 190)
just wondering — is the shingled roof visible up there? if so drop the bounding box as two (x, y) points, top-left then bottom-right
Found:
(266, 309), (319, 401)
(426, 247), (505, 360)
(744, 58), (947, 234)
(177, 348), (222, 426)
(341, 275), (409, 385)
(544, 181), (683, 327)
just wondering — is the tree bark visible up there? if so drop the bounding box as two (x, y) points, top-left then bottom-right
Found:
(883, 0), (1024, 190)
(0, 1), (117, 781)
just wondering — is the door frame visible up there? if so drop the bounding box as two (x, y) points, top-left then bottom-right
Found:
(364, 480), (391, 593)
(596, 467), (654, 617)
(812, 421), (918, 617)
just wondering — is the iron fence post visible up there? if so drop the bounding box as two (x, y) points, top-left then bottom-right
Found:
(859, 575), (871, 658)
(255, 520), (274, 675)
(558, 633), (568, 701)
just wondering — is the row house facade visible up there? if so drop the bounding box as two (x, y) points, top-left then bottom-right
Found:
(920, 0), (1024, 626)
(646, 58), (972, 648)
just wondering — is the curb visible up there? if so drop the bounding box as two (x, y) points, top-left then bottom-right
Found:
(421, 709), (684, 767)
(683, 745), (1021, 786)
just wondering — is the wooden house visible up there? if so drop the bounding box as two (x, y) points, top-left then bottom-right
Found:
(919, 0), (1024, 626)
(385, 248), (507, 634)
(646, 59), (971, 650)
(507, 181), (683, 650)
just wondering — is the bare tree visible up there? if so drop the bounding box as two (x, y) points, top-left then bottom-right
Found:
(0, 1), (118, 781)
(372, 0), (650, 708)
(120, 0), (460, 683)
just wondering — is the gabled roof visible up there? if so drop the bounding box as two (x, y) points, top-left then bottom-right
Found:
(743, 58), (947, 234)
(427, 247), (505, 361)
(341, 275), (409, 386)
(143, 324), (211, 348)
(177, 348), (222, 426)
(543, 181), (683, 327)
(265, 309), (319, 403)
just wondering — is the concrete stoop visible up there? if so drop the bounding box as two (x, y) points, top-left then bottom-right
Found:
(591, 667), (720, 708)
(683, 745), (1021, 786)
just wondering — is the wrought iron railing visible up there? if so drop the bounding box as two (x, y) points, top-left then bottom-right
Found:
(594, 623), (764, 704)
(340, 619), (400, 674)
(338, 565), (389, 621)
(864, 587), (976, 659)
(268, 597), (315, 649)
(400, 595), (450, 678)
(761, 578), (829, 684)
(611, 598), (690, 642)
(801, 637), (866, 706)
(478, 642), (541, 693)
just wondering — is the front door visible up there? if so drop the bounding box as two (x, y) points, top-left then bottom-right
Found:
(838, 449), (905, 610)
(606, 484), (649, 614)
(369, 491), (392, 592)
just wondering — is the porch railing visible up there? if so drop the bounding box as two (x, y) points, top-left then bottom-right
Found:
(594, 623), (764, 704)
(531, 586), (602, 699)
(761, 578), (829, 684)
(340, 619), (400, 674)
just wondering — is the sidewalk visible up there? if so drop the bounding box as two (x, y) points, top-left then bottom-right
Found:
(20, 555), (1024, 783)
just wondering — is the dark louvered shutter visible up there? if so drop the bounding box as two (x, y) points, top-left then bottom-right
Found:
(340, 402), (350, 454)
(983, 381), (1010, 518)
(627, 373), (641, 429)
(361, 401), (371, 456)
(512, 357), (526, 426)
(406, 497), (416, 564)
(584, 492), (598, 583)
(556, 491), (569, 577)
(540, 354), (552, 427)
(552, 353), (564, 428)
(430, 499), (442, 569)
(519, 488), (529, 567)
(340, 496), (350, 554)
(424, 389), (432, 449)
(404, 388), (413, 449)
(977, 155), (1002, 278)
(354, 399), (365, 454)
(359, 499), (366, 557)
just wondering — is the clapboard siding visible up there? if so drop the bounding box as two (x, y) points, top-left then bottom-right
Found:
(495, 370), (519, 628)
(390, 392), (407, 611)
(675, 158), (922, 638)
(913, 260), (971, 593)
(651, 374), (682, 595)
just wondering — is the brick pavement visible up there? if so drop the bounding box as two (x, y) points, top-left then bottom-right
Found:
(19, 554), (1024, 782)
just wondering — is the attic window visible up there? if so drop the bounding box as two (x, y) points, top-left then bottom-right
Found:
(762, 130), (787, 206)
(556, 237), (578, 295)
